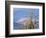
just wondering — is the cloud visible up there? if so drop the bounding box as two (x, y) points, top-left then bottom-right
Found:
(16, 17), (31, 23)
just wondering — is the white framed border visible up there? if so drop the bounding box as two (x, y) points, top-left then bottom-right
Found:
(9, 5), (42, 35)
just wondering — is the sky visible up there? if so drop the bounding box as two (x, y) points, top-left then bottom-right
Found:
(13, 8), (39, 22)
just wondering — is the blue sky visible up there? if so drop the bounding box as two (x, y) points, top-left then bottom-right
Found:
(13, 8), (39, 22)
